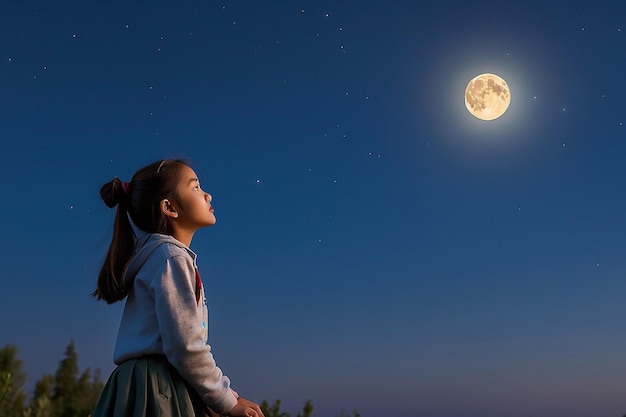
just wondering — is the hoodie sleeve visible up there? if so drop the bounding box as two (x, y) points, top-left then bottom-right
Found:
(150, 252), (237, 415)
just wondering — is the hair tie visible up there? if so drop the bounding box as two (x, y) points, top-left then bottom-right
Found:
(121, 181), (130, 194)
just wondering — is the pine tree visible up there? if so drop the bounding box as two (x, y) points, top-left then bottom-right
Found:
(33, 340), (103, 417)
(27, 373), (53, 417)
(33, 374), (54, 402)
(296, 400), (314, 417)
(72, 368), (103, 417)
(53, 341), (78, 401)
(0, 344), (27, 417)
(260, 399), (290, 417)
(335, 409), (361, 417)
(51, 341), (79, 417)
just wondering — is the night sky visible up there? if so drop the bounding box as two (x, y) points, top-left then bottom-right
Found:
(2, 1), (626, 416)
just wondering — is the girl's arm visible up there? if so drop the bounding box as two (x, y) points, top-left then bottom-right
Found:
(151, 253), (238, 415)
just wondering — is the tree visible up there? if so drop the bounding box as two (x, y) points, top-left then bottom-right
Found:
(30, 374), (54, 417)
(45, 340), (103, 417)
(1, 341), (104, 417)
(33, 374), (54, 402)
(0, 344), (27, 417)
(260, 398), (316, 417)
(335, 409), (361, 417)
(70, 368), (103, 417)
(296, 400), (314, 417)
(53, 341), (79, 401)
(261, 399), (289, 417)
(1, 342), (366, 417)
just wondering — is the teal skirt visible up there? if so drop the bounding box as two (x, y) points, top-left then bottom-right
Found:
(92, 355), (219, 417)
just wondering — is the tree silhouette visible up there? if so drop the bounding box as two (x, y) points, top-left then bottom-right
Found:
(47, 340), (103, 417)
(296, 400), (314, 417)
(30, 374), (54, 417)
(0, 342), (103, 417)
(0, 345), (26, 417)
(0, 342), (360, 417)
(261, 399), (290, 417)
(335, 409), (361, 417)
(261, 398), (318, 417)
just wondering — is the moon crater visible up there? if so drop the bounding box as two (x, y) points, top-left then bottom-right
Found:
(465, 73), (511, 121)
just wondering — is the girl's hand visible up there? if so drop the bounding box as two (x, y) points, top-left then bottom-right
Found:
(227, 397), (265, 417)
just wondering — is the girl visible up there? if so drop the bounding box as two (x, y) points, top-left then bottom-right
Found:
(92, 159), (264, 417)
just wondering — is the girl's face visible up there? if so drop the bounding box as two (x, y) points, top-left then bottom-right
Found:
(173, 165), (216, 230)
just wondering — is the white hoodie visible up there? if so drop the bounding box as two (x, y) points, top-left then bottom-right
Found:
(113, 223), (237, 415)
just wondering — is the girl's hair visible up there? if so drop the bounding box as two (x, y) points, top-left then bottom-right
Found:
(93, 159), (189, 304)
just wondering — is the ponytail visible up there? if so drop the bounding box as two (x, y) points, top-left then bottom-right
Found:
(93, 177), (135, 303)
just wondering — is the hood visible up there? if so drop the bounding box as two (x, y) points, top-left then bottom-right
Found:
(123, 215), (196, 284)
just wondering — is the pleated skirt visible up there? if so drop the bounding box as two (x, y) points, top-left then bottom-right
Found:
(92, 355), (219, 417)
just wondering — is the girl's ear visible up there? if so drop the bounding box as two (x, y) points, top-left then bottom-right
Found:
(160, 199), (179, 219)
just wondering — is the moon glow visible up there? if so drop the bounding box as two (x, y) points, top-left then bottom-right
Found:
(465, 73), (511, 121)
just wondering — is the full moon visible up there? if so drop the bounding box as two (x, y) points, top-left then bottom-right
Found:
(465, 73), (511, 121)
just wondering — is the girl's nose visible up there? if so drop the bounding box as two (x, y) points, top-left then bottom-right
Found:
(206, 193), (212, 202)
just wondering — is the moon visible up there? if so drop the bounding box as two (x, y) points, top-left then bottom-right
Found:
(465, 73), (511, 121)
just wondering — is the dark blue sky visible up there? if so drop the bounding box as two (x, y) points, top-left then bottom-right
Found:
(2, 1), (626, 416)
